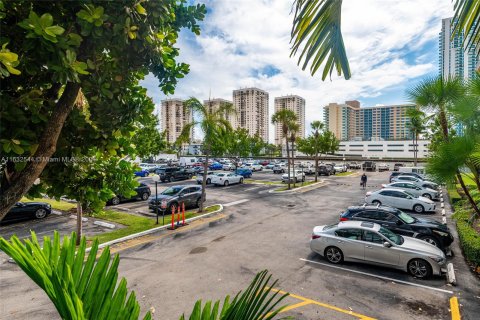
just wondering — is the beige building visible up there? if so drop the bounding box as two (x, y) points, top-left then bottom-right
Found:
(323, 100), (415, 141)
(203, 98), (237, 129)
(160, 98), (193, 144)
(274, 95), (305, 145)
(233, 87), (269, 141)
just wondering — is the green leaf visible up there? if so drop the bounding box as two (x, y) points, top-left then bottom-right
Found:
(136, 4), (147, 15)
(39, 13), (53, 28)
(11, 143), (24, 155)
(45, 25), (65, 36)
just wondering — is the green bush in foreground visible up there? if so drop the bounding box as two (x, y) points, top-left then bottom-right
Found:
(452, 208), (480, 267)
(0, 231), (289, 320)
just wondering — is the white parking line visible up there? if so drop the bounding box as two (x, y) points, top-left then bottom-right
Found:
(300, 258), (454, 294)
(244, 187), (260, 192)
(223, 199), (249, 207)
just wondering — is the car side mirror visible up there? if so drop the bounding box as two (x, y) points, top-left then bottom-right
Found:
(383, 242), (392, 248)
(395, 220), (403, 225)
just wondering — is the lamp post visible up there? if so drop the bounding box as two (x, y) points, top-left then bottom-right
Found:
(152, 174), (160, 224)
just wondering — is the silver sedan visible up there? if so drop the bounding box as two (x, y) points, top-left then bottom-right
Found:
(310, 221), (446, 279)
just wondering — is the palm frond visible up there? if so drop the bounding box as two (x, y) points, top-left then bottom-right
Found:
(290, 0), (350, 80)
(407, 76), (465, 111)
(452, 0), (480, 57)
(0, 231), (151, 320)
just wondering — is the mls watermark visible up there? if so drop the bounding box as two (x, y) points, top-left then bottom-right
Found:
(1, 156), (96, 164)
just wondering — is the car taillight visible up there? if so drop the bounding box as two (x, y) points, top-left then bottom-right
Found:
(312, 234), (321, 239)
(340, 217), (349, 221)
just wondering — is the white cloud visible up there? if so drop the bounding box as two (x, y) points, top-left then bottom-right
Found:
(142, 0), (453, 140)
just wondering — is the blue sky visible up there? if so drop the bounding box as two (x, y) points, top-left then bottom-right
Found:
(141, 0), (453, 140)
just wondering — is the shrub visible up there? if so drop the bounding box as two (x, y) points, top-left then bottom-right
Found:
(452, 208), (480, 267)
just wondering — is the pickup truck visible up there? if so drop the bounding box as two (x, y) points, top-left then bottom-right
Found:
(362, 161), (376, 172)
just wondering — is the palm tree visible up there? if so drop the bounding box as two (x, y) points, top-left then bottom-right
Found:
(289, 123), (300, 188)
(272, 109), (297, 190)
(310, 121), (324, 182)
(408, 76), (480, 218)
(179, 98), (234, 212)
(406, 108), (426, 166)
(290, 0), (479, 79)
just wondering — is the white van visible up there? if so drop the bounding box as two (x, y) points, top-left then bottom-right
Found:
(179, 157), (201, 167)
(399, 166), (426, 175)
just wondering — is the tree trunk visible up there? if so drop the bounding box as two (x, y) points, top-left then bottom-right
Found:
(0, 82), (81, 221)
(439, 110), (449, 142)
(412, 134), (416, 166)
(199, 150), (209, 213)
(292, 140), (296, 188)
(285, 137), (291, 190)
(457, 171), (480, 220)
(76, 202), (83, 245)
(314, 154), (319, 182)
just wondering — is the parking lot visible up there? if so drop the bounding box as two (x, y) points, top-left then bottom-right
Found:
(1, 169), (479, 319)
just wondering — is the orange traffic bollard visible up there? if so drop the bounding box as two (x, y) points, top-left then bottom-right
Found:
(176, 206), (180, 226)
(168, 206), (176, 230)
(182, 202), (186, 226)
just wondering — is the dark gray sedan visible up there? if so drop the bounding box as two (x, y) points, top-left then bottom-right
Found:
(149, 185), (203, 213)
(310, 221), (446, 279)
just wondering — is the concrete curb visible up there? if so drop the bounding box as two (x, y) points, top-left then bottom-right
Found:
(94, 221), (116, 229)
(87, 204), (224, 251)
(447, 263), (457, 285)
(70, 215), (88, 222)
(269, 180), (327, 194)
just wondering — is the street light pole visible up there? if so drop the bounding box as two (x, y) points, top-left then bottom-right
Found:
(152, 175), (160, 224)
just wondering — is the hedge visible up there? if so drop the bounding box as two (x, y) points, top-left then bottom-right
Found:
(452, 207), (480, 267)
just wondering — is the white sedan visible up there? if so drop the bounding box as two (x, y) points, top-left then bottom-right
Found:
(333, 164), (347, 173)
(381, 182), (439, 200)
(392, 175), (438, 190)
(222, 162), (235, 170)
(365, 188), (435, 213)
(282, 170), (305, 183)
(211, 172), (244, 186)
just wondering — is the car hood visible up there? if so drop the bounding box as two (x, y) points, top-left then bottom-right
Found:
(417, 196), (434, 204)
(20, 202), (50, 207)
(400, 236), (445, 257)
(415, 217), (449, 231)
(149, 194), (176, 202)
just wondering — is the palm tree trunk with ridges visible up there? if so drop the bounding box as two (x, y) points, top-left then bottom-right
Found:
(285, 136), (291, 190)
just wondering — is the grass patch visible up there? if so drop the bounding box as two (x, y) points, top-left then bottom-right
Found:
(274, 181), (317, 192)
(245, 179), (282, 185)
(21, 197), (76, 211)
(335, 171), (354, 177)
(88, 205), (221, 244)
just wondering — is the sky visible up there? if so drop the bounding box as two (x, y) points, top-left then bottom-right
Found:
(141, 0), (454, 141)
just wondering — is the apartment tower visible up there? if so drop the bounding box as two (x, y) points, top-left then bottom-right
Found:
(203, 98), (237, 129)
(160, 98), (193, 144)
(323, 101), (415, 141)
(274, 95), (306, 145)
(232, 87), (269, 141)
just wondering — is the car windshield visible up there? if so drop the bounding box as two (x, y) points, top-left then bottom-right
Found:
(404, 190), (416, 198)
(217, 173), (226, 176)
(378, 227), (403, 245)
(397, 211), (416, 224)
(161, 186), (183, 196)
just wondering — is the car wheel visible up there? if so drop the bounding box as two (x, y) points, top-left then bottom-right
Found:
(206, 178), (211, 184)
(407, 258), (432, 279)
(419, 235), (441, 248)
(239, 178), (244, 184)
(224, 180), (229, 186)
(422, 193), (432, 200)
(324, 247), (343, 264)
(372, 200), (381, 206)
(111, 197), (120, 205)
(169, 177), (174, 182)
(141, 192), (149, 201)
(413, 204), (424, 213)
(35, 208), (48, 219)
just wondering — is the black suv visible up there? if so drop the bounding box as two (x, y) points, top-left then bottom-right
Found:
(318, 164), (335, 176)
(156, 167), (194, 182)
(362, 161), (376, 171)
(109, 183), (151, 205)
(339, 205), (453, 250)
(149, 185), (203, 212)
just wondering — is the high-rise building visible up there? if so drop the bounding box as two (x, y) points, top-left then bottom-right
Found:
(203, 98), (237, 129)
(274, 95), (305, 145)
(439, 17), (478, 80)
(323, 101), (415, 141)
(160, 98), (193, 144)
(232, 87), (269, 141)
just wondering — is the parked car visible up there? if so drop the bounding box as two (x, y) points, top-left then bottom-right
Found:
(392, 175), (439, 190)
(134, 169), (150, 177)
(149, 185), (203, 213)
(209, 162), (223, 170)
(333, 164), (347, 173)
(396, 172), (427, 180)
(318, 164), (335, 176)
(196, 171), (216, 185)
(156, 167), (194, 182)
(222, 162), (235, 171)
(362, 161), (376, 172)
(393, 163), (404, 171)
(381, 182), (439, 200)
(389, 171), (403, 182)
(339, 205), (453, 249)
(259, 160), (270, 166)
(211, 172), (244, 186)
(273, 163), (287, 174)
(310, 221), (447, 279)
(1, 202), (51, 224)
(249, 162), (263, 171)
(109, 182), (151, 205)
(265, 163), (276, 170)
(378, 163), (389, 172)
(139, 163), (158, 173)
(365, 188), (436, 213)
(235, 168), (253, 178)
(349, 162), (361, 169)
(281, 170), (306, 183)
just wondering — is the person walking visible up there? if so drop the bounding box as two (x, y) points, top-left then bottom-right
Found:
(360, 173), (367, 190)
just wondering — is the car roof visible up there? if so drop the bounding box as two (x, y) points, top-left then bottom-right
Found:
(337, 220), (380, 231)
(377, 188), (407, 193)
(347, 205), (399, 213)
